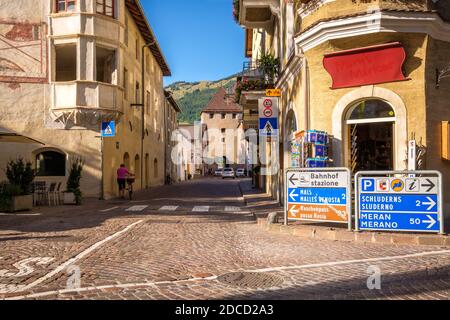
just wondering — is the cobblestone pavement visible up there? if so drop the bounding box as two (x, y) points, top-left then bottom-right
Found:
(0, 178), (449, 300)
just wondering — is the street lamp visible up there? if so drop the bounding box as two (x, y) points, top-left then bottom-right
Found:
(131, 39), (156, 190)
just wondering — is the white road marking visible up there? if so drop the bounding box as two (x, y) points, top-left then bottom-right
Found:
(99, 207), (119, 213)
(1, 220), (144, 295)
(225, 206), (241, 212)
(126, 205), (148, 212)
(0, 257), (54, 278)
(159, 206), (179, 211)
(8, 249), (450, 300)
(192, 206), (209, 212)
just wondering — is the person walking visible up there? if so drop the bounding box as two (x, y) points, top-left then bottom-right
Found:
(117, 164), (130, 199)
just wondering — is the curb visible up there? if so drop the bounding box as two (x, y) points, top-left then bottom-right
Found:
(255, 215), (450, 247)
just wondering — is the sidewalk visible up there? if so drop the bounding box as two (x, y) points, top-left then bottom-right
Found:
(239, 180), (450, 247)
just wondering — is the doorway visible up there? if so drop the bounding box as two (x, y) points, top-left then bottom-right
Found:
(346, 99), (396, 173)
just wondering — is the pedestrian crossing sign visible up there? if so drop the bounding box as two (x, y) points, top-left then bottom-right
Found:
(101, 121), (116, 137)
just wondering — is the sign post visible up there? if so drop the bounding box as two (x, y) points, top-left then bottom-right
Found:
(285, 168), (352, 230)
(100, 121), (116, 200)
(258, 97), (279, 137)
(355, 171), (444, 234)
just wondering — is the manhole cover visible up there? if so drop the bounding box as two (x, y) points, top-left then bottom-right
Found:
(217, 272), (284, 289)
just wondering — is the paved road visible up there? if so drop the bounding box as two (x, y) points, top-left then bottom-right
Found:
(0, 178), (448, 300)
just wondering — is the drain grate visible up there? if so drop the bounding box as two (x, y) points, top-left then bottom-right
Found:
(217, 272), (284, 289)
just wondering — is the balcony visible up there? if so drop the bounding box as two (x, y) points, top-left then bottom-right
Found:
(50, 13), (120, 44)
(236, 0), (280, 29)
(235, 57), (279, 105)
(51, 81), (124, 127)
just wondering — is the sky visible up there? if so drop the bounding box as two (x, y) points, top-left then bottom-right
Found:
(142, 0), (245, 86)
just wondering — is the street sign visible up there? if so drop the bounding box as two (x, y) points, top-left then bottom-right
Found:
(101, 121), (116, 138)
(259, 97), (278, 137)
(266, 89), (281, 97)
(285, 168), (352, 229)
(356, 171), (443, 234)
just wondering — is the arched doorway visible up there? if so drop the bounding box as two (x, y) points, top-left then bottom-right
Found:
(153, 158), (158, 179)
(145, 154), (149, 188)
(123, 153), (130, 168)
(284, 108), (298, 169)
(134, 154), (141, 184)
(346, 99), (396, 173)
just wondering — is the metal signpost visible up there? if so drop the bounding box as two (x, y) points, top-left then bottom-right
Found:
(355, 171), (444, 234)
(258, 97), (278, 137)
(285, 168), (352, 230)
(100, 121), (116, 200)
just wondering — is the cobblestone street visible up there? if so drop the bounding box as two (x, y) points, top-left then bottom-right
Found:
(0, 178), (449, 300)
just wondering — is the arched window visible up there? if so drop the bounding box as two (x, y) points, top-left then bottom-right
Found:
(36, 151), (66, 176)
(347, 99), (395, 123)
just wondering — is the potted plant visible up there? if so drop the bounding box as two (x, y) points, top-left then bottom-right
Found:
(233, 0), (240, 23)
(0, 183), (23, 212)
(3, 158), (35, 212)
(64, 158), (84, 205)
(258, 53), (280, 85)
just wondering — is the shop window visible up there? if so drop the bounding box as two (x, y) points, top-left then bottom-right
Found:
(55, 44), (77, 81)
(36, 151), (66, 177)
(96, 46), (116, 84)
(347, 99), (395, 173)
(56, 0), (76, 12)
(96, 0), (115, 18)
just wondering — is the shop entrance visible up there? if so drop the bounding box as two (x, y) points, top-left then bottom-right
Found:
(346, 99), (396, 173)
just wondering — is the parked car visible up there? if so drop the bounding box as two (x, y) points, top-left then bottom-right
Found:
(214, 169), (223, 177)
(222, 168), (235, 179)
(236, 168), (247, 177)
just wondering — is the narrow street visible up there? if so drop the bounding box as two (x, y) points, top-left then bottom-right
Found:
(0, 178), (448, 300)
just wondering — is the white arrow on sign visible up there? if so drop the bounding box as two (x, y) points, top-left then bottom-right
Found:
(423, 215), (437, 229)
(289, 189), (298, 202)
(289, 205), (299, 217)
(423, 197), (437, 211)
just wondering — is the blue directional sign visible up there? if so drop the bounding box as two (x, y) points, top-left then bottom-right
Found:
(286, 169), (351, 225)
(101, 121), (115, 138)
(357, 175), (441, 233)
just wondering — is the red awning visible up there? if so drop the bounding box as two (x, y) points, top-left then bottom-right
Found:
(323, 42), (408, 89)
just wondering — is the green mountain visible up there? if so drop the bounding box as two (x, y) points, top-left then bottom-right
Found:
(165, 75), (237, 124)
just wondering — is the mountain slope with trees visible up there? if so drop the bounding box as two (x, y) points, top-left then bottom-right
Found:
(165, 75), (237, 124)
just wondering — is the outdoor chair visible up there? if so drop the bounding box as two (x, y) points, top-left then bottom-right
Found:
(46, 183), (57, 206)
(32, 181), (46, 206)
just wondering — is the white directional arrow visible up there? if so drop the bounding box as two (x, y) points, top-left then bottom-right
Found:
(423, 197), (437, 211)
(289, 189), (298, 202)
(423, 215), (437, 229)
(289, 205), (299, 217)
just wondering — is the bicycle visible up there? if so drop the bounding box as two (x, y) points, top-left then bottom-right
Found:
(126, 175), (135, 200)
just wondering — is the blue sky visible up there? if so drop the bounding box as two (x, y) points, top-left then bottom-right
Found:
(142, 0), (245, 86)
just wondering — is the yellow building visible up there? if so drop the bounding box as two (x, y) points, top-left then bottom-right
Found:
(0, 0), (171, 199)
(236, 0), (450, 216)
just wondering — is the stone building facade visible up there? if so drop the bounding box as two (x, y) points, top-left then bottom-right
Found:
(0, 0), (171, 199)
(236, 0), (450, 216)
(200, 88), (247, 173)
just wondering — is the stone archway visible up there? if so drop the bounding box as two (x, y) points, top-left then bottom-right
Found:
(332, 86), (408, 170)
